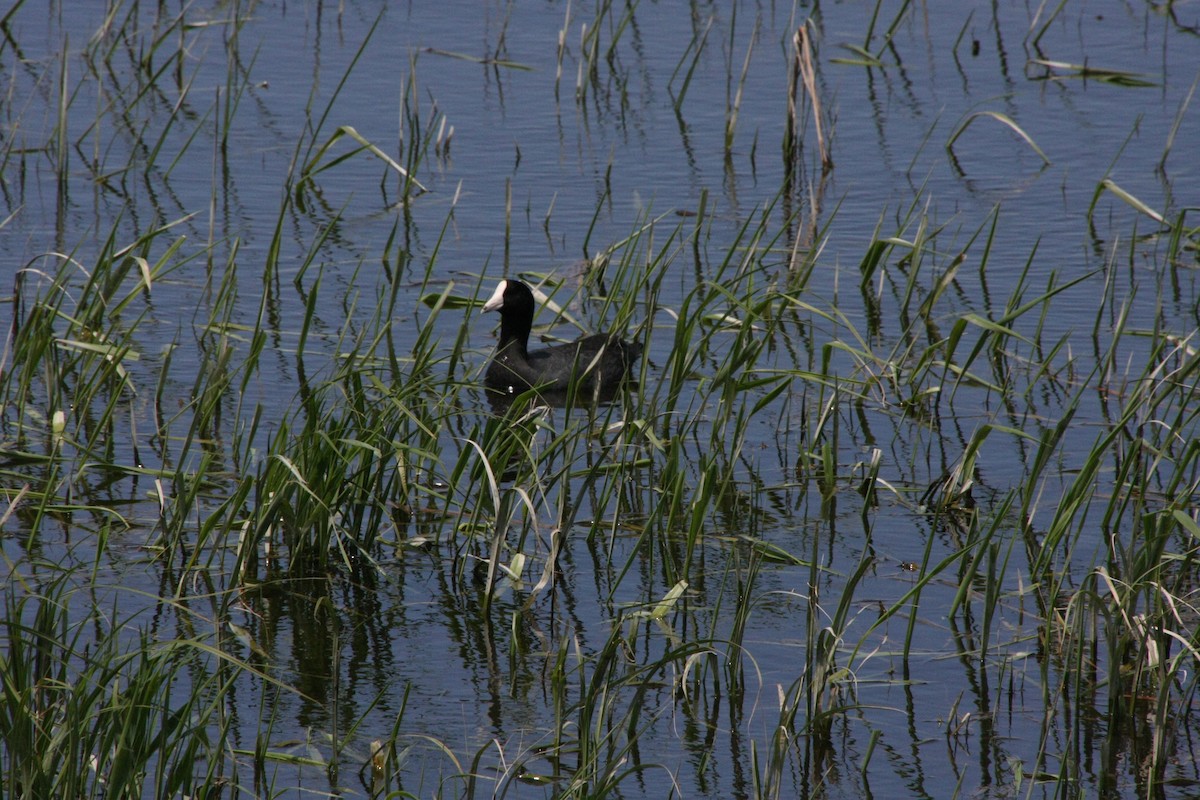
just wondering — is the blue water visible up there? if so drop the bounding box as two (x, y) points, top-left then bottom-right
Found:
(3, 2), (1199, 798)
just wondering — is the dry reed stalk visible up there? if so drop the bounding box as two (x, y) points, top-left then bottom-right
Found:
(795, 22), (831, 171)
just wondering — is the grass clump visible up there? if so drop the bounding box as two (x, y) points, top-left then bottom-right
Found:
(4, 4), (1200, 799)
(0, 571), (260, 798)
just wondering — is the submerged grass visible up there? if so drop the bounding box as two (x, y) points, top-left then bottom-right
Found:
(2, 189), (1192, 792)
(2, 4), (1200, 799)
(103, 185), (1190, 796)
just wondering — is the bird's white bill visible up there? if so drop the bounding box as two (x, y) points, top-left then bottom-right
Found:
(481, 280), (509, 314)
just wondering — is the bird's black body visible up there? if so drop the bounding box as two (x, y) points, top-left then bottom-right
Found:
(482, 279), (641, 406)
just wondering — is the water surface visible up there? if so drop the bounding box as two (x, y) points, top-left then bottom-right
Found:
(2, 2), (1199, 798)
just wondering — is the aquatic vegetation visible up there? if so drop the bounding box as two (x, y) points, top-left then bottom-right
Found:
(1, 2), (1199, 799)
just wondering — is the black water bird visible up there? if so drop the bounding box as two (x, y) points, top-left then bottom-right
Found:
(481, 278), (641, 406)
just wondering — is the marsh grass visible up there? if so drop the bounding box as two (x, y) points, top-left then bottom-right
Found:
(3, 4), (1200, 799)
(0, 570), (275, 798)
(6, 164), (1200, 799)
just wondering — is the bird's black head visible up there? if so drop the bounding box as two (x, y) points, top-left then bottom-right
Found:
(482, 278), (536, 349)
(482, 279), (535, 318)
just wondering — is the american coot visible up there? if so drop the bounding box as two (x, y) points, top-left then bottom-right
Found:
(481, 278), (642, 405)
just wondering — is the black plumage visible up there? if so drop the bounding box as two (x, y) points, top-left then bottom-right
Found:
(481, 279), (641, 405)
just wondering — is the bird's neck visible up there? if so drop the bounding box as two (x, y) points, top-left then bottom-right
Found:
(498, 317), (531, 357)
